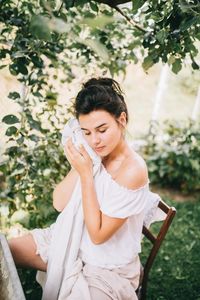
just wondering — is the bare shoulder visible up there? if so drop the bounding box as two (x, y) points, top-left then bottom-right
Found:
(116, 150), (149, 191)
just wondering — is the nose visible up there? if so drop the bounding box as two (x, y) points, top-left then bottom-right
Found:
(91, 133), (101, 146)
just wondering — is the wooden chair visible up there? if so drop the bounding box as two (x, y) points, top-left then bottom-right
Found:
(136, 199), (176, 300)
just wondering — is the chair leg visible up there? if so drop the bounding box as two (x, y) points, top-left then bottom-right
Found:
(136, 286), (142, 300)
(141, 284), (147, 300)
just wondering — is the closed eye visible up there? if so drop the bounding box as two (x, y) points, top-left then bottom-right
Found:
(84, 132), (90, 136)
(99, 129), (107, 133)
(82, 128), (107, 135)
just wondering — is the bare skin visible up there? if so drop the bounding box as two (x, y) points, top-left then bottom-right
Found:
(8, 234), (47, 271)
(8, 110), (148, 270)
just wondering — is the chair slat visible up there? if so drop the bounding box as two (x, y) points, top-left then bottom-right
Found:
(158, 200), (170, 213)
(142, 226), (156, 244)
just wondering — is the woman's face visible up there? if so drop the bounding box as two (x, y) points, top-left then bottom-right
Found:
(79, 110), (125, 157)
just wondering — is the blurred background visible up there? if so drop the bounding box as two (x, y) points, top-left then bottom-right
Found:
(1, 61), (200, 146)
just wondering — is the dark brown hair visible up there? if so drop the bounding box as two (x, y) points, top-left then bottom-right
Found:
(74, 77), (129, 123)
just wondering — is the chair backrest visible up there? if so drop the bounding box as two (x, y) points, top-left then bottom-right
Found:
(137, 199), (176, 300)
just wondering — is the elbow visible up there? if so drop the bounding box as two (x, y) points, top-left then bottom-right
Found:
(90, 234), (106, 245)
(52, 188), (63, 212)
(53, 202), (62, 213)
(91, 239), (103, 245)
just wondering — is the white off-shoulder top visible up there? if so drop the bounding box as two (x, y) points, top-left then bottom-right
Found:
(79, 165), (151, 269)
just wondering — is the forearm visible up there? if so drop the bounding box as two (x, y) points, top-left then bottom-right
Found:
(80, 173), (102, 244)
(53, 169), (79, 211)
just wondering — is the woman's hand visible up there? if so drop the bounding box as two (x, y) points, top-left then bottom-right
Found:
(65, 138), (93, 177)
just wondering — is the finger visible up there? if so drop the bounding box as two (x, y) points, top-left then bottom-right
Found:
(65, 139), (76, 156)
(65, 143), (75, 159)
(66, 138), (74, 151)
(65, 140), (79, 161)
(78, 144), (90, 160)
(66, 138), (81, 156)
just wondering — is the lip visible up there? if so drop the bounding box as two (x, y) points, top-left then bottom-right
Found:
(94, 146), (105, 152)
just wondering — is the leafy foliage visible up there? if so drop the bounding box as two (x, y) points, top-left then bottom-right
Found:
(0, 90), (71, 230)
(0, 0), (199, 79)
(17, 268), (42, 300)
(139, 0), (200, 73)
(141, 120), (200, 193)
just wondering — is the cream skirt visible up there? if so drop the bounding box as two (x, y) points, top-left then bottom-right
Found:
(31, 228), (140, 300)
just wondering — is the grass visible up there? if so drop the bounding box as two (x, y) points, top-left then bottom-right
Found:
(141, 196), (200, 300)
(17, 195), (200, 300)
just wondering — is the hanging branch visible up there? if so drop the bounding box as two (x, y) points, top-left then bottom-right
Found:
(94, 0), (146, 33)
(113, 5), (146, 33)
(95, 0), (130, 5)
(58, 1), (64, 13)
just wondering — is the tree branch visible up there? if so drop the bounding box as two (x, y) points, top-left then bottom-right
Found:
(94, 0), (146, 33)
(113, 5), (146, 33)
(95, 0), (130, 5)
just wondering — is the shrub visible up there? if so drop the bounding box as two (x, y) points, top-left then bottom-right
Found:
(0, 89), (72, 231)
(0, 129), (70, 230)
(141, 120), (200, 194)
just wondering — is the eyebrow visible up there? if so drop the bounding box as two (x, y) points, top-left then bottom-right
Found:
(81, 123), (107, 131)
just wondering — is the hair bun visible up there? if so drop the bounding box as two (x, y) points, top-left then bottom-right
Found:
(83, 77), (123, 96)
(75, 77), (128, 122)
(83, 78), (111, 88)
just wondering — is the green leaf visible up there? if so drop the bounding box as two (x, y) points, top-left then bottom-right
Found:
(48, 17), (71, 34)
(16, 57), (29, 75)
(80, 15), (114, 29)
(6, 146), (20, 157)
(180, 17), (199, 31)
(142, 56), (154, 71)
(16, 136), (24, 145)
(30, 15), (51, 41)
(191, 61), (199, 70)
(64, 0), (75, 9)
(2, 114), (20, 124)
(132, 0), (146, 12)
(75, 0), (88, 7)
(90, 1), (99, 13)
(9, 63), (19, 76)
(168, 55), (176, 65)
(5, 126), (18, 136)
(31, 55), (43, 68)
(8, 92), (20, 100)
(172, 59), (182, 74)
(29, 134), (40, 142)
(156, 30), (167, 44)
(0, 65), (6, 70)
(10, 209), (30, 227)
(9, 59), (29, 76)
(27, 114), (42, 131)
(46, 91), (58, 101)
(79, 38), (109, 62)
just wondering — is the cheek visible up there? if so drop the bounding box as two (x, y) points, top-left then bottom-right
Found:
(105, 129), (120, 144)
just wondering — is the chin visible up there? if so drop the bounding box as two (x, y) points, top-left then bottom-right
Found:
(94, 149), (109, 157)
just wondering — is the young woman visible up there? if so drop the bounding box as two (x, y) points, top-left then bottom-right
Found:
(9, 78), (153, 300)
